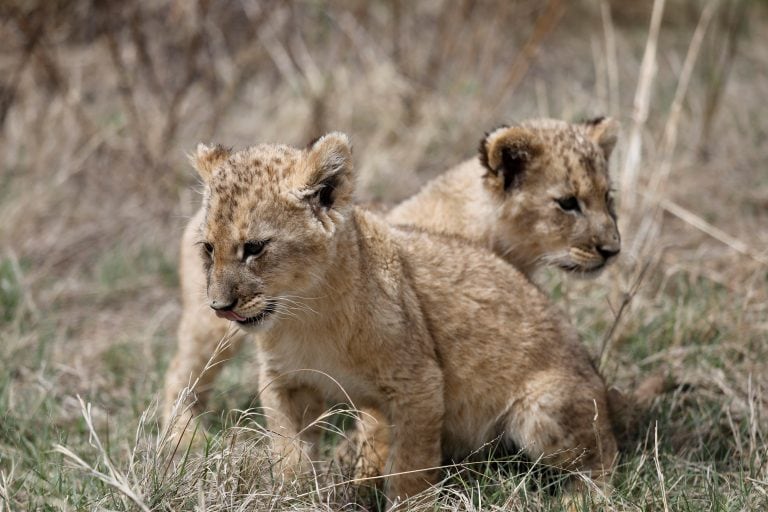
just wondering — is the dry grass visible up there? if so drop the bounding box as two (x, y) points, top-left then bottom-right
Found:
(1, 0), (767, 510)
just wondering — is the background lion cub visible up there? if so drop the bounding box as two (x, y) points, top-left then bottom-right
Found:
(389, 117), (621, 278)
(184, 132), (616, 504)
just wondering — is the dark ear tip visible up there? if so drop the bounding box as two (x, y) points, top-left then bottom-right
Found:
(478, 135), (491, 170)
(478, 124), (511, 171)
(579, 115), (606, 126)
(580, 116), (619, 159)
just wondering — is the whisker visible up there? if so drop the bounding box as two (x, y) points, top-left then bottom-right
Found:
(273, 297), (320, 316)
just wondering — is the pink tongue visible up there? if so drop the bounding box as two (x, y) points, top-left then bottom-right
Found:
(215, 310), (247, 322)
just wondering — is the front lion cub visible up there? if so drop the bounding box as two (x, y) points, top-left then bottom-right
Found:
(189, 132), (616, 504)
(162, 117), (622, 432)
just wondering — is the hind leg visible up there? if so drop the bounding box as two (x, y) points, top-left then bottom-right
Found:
(504, 371), (617, 494)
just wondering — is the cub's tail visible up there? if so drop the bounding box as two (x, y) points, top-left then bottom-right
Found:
(606, 371), (680, 449)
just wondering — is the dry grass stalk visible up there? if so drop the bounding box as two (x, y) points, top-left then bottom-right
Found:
(599, 260), (651, 373)
(657, 197), (768, 266)
(632, 0), (719, 259)
(653, 422), (670, 512)
(600, 0), (620, 117)
(55, 397), (151, 512)
(619, 0), (666, 213)
(0, 468), (12, 512)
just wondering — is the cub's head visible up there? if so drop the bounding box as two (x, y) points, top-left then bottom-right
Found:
(479, 117), (621, 277)
(191, 133), (354, 331)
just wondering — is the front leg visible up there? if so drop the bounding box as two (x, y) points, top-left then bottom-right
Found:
(259, 368), (326, 480)
(334, 407), (391, 483)
(383, 363), (444, 506)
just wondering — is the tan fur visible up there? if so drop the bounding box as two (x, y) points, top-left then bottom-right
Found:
(162, 118), (622, 431)
(168, 132), (617, 505)
(342, 117), (623, 485)
(388, 117), (621, 278)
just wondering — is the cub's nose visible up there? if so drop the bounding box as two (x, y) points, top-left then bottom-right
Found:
(597, 245), (620, 260)
(210, 298), (237, 311)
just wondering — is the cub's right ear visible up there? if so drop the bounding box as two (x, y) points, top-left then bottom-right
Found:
(303, 132), (354, 210)
(581, 116), (620, 160)
(479, 126), (543, 192)
(190, 143), (231, 183)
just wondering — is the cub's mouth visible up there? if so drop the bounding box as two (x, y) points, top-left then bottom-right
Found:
(215, 301), (276, 326)
(555, 246), (616, 277)
(556, 258), (608, 277)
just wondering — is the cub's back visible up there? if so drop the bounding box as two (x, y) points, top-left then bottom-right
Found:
(388, 221), (593, 375)
(386, 160), (489, 236)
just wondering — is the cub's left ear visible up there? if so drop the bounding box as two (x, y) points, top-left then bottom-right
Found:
(582, 117), (620, 159)
(303, 132), (354, 209)
(479, 126), (544, 192)
(190, 143), (231, 183)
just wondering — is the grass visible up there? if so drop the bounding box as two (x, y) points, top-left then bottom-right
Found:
(0, 258), (22, 323)
(1, 0), (767, 510)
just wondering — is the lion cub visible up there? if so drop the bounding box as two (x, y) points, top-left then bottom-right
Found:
(162, 117), (621, 428)
(389, 117), (621, 278)
(185, 132), (616, 504)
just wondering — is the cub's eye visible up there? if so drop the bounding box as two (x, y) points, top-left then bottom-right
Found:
(556, 196), (581, 212)
(243, 240), (269, 260)
(201, 242), (214, 257)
